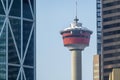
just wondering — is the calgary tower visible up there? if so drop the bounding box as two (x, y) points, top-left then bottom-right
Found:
(60, 2), (93, 80)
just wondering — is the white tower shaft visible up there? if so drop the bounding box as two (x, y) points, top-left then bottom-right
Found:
(71, 50), (82, 80)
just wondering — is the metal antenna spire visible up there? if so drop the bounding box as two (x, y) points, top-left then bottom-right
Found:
(76, 1), (77, 18)
(74, 0), (79, 23)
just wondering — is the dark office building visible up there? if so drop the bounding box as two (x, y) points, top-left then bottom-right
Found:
(0, 0), (36, 80)
(102, 0), (120, 80)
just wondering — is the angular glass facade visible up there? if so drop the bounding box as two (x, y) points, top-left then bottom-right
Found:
(0, 0), (36, 80)
(0, 16), (6, 80)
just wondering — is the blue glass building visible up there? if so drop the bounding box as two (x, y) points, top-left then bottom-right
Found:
(96, 0), (102, 55)
(0, 0), (36, 80)
(94, 0), (102, 80)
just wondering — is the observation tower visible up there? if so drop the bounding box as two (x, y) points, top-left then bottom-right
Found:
(60, 2), (92, 80)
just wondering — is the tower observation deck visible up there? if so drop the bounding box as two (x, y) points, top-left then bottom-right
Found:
(60, 18), (92, 50)
(60, 17), (92, 80)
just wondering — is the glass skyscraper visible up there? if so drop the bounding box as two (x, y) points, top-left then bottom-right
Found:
(93, 0), (102, 80)
(0, 0), (36, 80)
(97, 0), (102, 54)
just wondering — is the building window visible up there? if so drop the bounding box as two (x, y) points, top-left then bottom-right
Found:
(103, 8), (120, 15)
(103, 15), (120, 22)
(103, 23), (120, 29)
(103, 1), (120, 8)
(97, 17), (102, 21)
(103, 37), (120, 43)
(97, 3), (101, 8)
(104, 52), (120, 58)
(103, 44), (120, 51)
(97, 12), (101, 17)
(104, 68), (112, 73)
(103, 30), (120, 36)
(9, 0), (21, 17)
(104, 60), (120, 65)
(23, 0), (33, 19)
(97, 21), (101, 27)
(8, 66), (19, 80)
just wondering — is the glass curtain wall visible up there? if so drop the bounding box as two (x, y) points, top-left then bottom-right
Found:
(0, 0), (36, 80)
(0, 0), (6, 80)
(97, 0), (102, 54)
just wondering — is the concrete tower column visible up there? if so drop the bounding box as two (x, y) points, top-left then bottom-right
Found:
(71, 50), (82, 80)
(60, 16), (92, 80)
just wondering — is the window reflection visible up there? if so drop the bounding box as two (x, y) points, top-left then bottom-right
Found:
(24, 32), (34, 66)
(8, 25), (20, 64)
(9, 0), (21, 17)
(23, 0), (33, 19)
(0, 1), (5, 14)
(8, 66), (19, 80)
(0, 16), (6, 80)
(30, 0), (34, 12)
(24, 68), (34, 80)
(2, 0), (6, 9)
(0, 64), (6, 80)
(9, 18), (21, 57)
(23, 20), (32, 55)
(0, 0), (35, 79)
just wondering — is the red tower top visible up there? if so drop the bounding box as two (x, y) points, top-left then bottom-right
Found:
(60, 18), (92, 51)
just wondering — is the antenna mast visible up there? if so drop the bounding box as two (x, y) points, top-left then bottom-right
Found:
(74, 0), (79, 23)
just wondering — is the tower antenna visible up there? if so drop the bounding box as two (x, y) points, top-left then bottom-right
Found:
(74, 0), (79, 22)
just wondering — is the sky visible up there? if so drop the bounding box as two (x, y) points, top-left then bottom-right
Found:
(36, 0), (96, 80)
